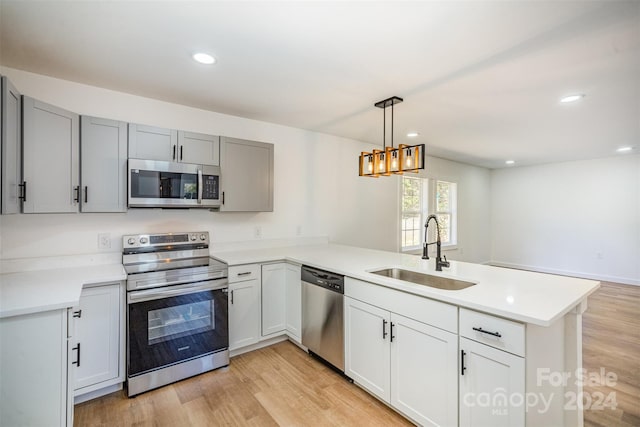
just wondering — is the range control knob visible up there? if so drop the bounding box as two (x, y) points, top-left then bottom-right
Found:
(140, 237), (148, 244)
(127, 237), (136, 245)
(200, 234), (207, 241)
(190, 234), (197, 241)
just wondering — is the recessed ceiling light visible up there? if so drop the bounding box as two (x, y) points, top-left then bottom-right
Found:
(406, 132), (419, 138)
(616, 146), (634, 153)
(560, 94), (585, 103)
(505, 160), (515, 165)
(192, 52), (216, 65)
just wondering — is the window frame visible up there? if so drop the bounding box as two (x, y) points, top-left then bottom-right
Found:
(432, 179), (457, 249)
(400, 176), (426, 252)
(399, 176), (458, 253)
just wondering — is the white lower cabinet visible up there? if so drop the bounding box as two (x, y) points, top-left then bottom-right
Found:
(228, 268), (261, 350)
(0, 308), (73, 426)
(261, 263), (286, 336)
(345, 296), (458, 426)
(459, 337), (525, 427)
(73, 283), (123, 396)
(284, 263), (302, 342)
(345, 297), (391, 400)
(391, 313), (458, 427)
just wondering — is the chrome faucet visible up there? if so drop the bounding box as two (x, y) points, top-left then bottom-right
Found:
(422, 214), (450, 271)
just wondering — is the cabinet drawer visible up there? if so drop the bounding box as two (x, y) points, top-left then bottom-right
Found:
(345, 277), (457, 333)
(459, 308), (525, 356)
(228, 264), (260, 283)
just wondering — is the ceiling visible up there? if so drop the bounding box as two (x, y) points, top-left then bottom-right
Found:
(1, 1), (638, 169)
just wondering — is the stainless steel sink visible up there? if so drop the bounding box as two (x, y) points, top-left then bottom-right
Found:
(369, 268), (476, 290)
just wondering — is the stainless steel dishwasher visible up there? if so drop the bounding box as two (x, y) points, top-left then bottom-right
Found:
(301, 265), (345, 372)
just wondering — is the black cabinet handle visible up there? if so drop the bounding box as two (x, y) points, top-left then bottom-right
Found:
(73, 309), (82, 318)
(222, 191), (225, 205)
(390, 322), (395, 342)
(84, 186), (88, 203)
(461, 349), (466, 375)
(473, 327), (502, 338)
(19, 182), (27, 202)
(74, 186), (80, 203)
(72, 343), (81, 367)
(230, 289), (234, 305)
(172, 145), (177, 160)
(180, 146), (183, 161)
(382, 319), (388, 339)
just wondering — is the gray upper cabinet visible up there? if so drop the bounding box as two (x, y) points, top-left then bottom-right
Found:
(22, 97), (80, 213)
(128, 123), (219, 166)
(177, 131), (219, 166)
(80, 116), (127, 212)
(220, 137), (274, 212)
(128, 123), (177, 161)
(1, 76), (22, 214)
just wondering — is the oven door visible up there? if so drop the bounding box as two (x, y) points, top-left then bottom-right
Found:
(128, 159), (220, 208)
(127, 280), (228, 377)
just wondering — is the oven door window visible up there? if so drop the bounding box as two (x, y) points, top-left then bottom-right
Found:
(128, 288), (228, 377)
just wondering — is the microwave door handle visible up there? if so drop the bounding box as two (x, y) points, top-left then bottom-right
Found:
(197, 169), (203, 205)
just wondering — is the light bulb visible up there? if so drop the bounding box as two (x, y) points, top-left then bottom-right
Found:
(406, 156), (412, 167)
(368, 162), (373, 173)
(392, 158), (398, 169)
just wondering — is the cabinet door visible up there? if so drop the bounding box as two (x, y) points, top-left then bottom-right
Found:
(178, 131), (219, 165)
(344, 296), (391, 402)
(390, 313), (458, 427)
(1, 76), (22, 214)
(128, 123), (177, 161)
(220, 137), (274, 212)
(228, 279), (261, 350)
(285, 263), (302, 342)
(80, 116), (127, 212)
(22, 96), (79, 213)
(459, 337), (525, 427)
(1, 309), (68, 427)
(261, 263), (286, 336)
(73, 284), (121, 392)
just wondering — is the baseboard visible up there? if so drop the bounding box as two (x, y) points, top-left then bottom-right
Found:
(229, 334), (288, 358)
(74, 382), (123, 404)
(489, 261), (640, 286)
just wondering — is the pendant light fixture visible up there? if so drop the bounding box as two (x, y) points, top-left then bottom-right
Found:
(359, 96), (425, 177)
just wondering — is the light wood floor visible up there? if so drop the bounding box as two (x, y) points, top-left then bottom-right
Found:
(74, 341), (411, 426)
(75, 282), (640, 427)
(583, 282), (640, 427)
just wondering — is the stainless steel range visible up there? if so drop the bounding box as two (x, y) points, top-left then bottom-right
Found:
(123, 231), (228, 397)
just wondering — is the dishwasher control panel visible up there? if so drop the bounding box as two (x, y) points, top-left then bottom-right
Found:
(301, 265), (344, 294)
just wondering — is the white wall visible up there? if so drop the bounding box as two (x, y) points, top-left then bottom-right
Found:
(1, 67), (493, 261)
(490, 155), (640, 285)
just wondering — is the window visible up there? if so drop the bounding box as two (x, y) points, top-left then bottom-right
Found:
(434, 180), (457, 246)
(400, 177), (457, 252)
(401, 177), (425, 250)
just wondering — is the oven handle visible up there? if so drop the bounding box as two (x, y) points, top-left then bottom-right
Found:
(127, 280), (227, 304)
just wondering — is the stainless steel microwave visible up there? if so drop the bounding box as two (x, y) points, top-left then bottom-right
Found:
(128, 159), (221, 209)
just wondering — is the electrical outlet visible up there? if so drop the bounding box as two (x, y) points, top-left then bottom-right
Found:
(254, 226), (262, 239)
(296, 225), (302, 236)
(98, 233), (111, 250)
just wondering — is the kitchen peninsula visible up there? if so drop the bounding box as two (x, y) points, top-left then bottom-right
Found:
(212, 243), (600, 427)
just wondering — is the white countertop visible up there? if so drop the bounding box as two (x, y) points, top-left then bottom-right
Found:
(212, 244), (600, 327)
(0, 264), (126, 319)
